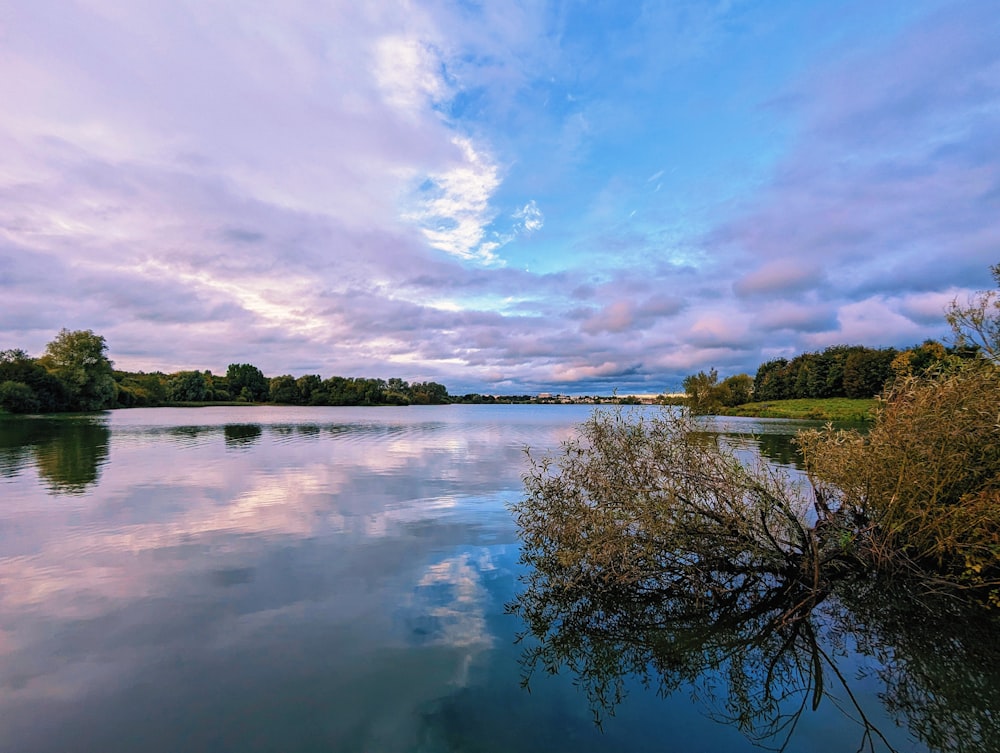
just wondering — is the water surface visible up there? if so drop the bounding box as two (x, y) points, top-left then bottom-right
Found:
(0, 406), (994, 752)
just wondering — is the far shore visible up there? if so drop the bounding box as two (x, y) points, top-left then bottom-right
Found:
(1, 397), (878, 422)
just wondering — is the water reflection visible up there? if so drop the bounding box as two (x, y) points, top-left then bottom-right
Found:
(0, 415), (110, 493)
(0, 406), (593, 753)
(2, 406), (987, 753)
(224, 423), (263, 448)
(510, 501), (1000, 753)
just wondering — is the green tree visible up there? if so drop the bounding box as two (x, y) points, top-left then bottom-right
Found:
(410, 381), (449, 404)
(269, 374), (300, 404)
(295, 374), (324, 404)
(39, 329), (116, 411)
(753, 359), (791, 401)
(167, 371), (209, 402)
(0, 349), (69, 412)
(842, 348), (896, 398)
(226, 363), (268, 402)
(0, 381), (40, 413)
(114, 370), (168, 407)
(721, 373), (754, 406)
(683, 368), (751, 412)
(798, 361), (1000, 599)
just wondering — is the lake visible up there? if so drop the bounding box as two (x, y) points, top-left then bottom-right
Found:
(0, 406), (996, 753)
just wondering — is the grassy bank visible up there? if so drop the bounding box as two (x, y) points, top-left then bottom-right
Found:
(719, 397), (877, 421)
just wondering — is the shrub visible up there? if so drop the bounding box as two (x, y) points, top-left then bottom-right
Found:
(0, 380), (40, 413)
(798, 363), (1000, 597)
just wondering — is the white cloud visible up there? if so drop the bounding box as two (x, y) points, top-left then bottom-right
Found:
(374, 35), (449, 117)
(514, 199), (544, 233)
(403, 136), (504, 263)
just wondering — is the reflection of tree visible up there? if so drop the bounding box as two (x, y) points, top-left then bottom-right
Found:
(224, 423), (262, 448)
(837, 580), (1000, 753)
(752, 432), (802, 469)
(0, 416), (110, 493)
(0, 417), (39, 478)
(510, 556), (1000, 752)
(509, 407), (1000, 752)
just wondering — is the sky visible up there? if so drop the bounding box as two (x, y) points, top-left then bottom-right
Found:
(1, 0), (999, 395)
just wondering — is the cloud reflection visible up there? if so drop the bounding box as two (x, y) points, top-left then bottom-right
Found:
(0, 406), (570, 753)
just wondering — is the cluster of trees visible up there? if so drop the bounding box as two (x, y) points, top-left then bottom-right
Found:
(121, 367), (452, 408)
(117, 365), (450, 408)
(751, 341), (955, 401)
(681, 369), (754, 412)
(1, 330), (452, 414)
(1, 330), (116, 413)
(683, 341), (964, 412)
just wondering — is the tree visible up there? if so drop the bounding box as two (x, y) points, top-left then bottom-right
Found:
(39, 329), (116, 411)
(0, 381), (40, 413)
(753, 359), (791, 401)
(295, 374), (323, 404)
(682, 368), (721, 413)
(947, 263), (1000, 363)
(167, 371), (209, 402)
(842, 348), (896, 398)
(721, 373), (754, 406)
(226, 363), (268, 402)
(0, 349), (69, 412)
(269, 375), (300, 404)
(410, 381), (449, 404)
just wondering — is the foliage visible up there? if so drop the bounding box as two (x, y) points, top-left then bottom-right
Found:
(509, 406), (902, 749)
(682, 369), (754, 413)
(797, 362), (1000, 598)
(226, 363), (269, 402)
(409, 380), (449, 404)
(295, 374), (324, 405)
(269, 374), (301, 404)
(947, 262), (1000, 363)
(514, 407), (850, 604)
(0, 350), (68, 412)
(39, 329), (117, 411)
(167, 370), (210, 402)
(0, 381), (40, 413)
(510, 394), (1000, 748)
(114, 370), (168, 407)
(752, 345), (902, 402)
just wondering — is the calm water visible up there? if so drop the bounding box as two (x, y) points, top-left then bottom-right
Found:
(0, 406), (995, 753)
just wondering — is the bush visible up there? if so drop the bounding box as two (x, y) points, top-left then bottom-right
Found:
(798, 363), (1000, 598)
(513, 407), (843, 606)
(0, 380), (40, 413)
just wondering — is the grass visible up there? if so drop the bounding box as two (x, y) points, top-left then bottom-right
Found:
(719, 397), (877, 422)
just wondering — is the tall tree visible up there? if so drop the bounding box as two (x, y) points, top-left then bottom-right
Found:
(39, 329), (116, 411)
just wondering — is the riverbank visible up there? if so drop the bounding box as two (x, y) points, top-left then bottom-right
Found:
(719, 397), (877, 421)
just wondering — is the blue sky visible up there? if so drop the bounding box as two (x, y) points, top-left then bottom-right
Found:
(2, 0), (998, 394)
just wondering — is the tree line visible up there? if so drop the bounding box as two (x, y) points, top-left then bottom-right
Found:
(682, 339), (973, 413)
(0, 329), (452, 413)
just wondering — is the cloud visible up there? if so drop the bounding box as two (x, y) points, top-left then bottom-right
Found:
(754, 302), (838, 334)
(403, 137), (504, 263)
(0, 2), (997, 394)
(733, 259), (824, 298)
(513, 200), (544, 234)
